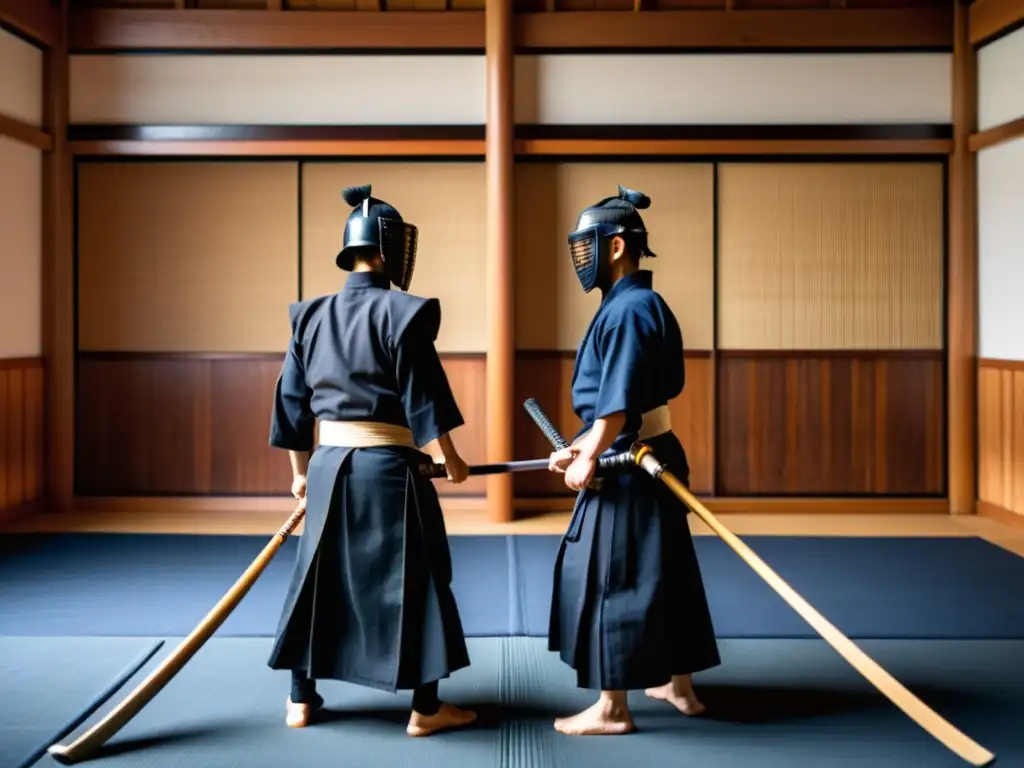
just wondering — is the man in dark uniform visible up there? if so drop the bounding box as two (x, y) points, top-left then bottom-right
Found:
(267, 184), (477, 737)
(546, 186), (721, 735)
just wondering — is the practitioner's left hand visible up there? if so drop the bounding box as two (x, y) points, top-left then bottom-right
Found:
(564, 455), (597, 492)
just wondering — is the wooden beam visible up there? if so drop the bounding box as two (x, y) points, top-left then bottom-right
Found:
(0, 113), (52, 150)
(69, 139), (486, 157)
(63, 125), (949, 158)
(68, 9), (485, 51)
(65, 7), (952, 53)
(515, 8), (953, 51)
(969, 0), (1024, 47)
(969, 116), (1024, 152)
(486, 0), (514, 524)
(42, 0), (74, 511)
(515, 138), (952, 156)
(947, 1), (978, 516)
(0, 0), (59, 48)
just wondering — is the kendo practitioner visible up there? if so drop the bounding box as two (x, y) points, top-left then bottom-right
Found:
(267, 184), (477, 738)
(546, 186), (721, 736)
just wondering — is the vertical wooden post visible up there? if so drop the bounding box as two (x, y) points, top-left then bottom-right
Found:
(948, 0), (978, 515)
(43, 0), (75, 511)
(485, 0), (515, 523)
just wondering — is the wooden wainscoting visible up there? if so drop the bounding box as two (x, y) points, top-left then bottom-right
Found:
(75, 352), (486, 497)
(0, 357), (45, 520)
(514, 350), (715, 497)
(978, 359), (1024, 521)
(716, 351), (945, 496)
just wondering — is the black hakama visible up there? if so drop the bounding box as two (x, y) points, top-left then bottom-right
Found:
(266, 271), (470, 693)
(549, 270), (721, 691)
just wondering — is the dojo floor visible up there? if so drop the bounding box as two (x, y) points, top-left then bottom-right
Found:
(3, 510), (1024, 768)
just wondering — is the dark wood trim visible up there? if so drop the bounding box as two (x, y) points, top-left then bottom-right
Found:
(69, 139), (487, 158)
(519, 9), (953, 51)
(970, 0), (1024, 47)
(76, 351), (286, 362)
(0, 113), (52, 151)
(67, 125), (487, 142)
(68, 9), (486, 53)
(948, 2), (978, 516)
(0, 356), (44, 370)
(65, 8), (952, 53)
(75, 350), (494, 362)
(0, 500), (41, 529)
(516, 125), (953, 141)
(64, 125), (954, 159)
(969, 116), (1024, 152)
(0, 0), (58, 49)
(716, 349), (944, 359)
(515, 349), (713, 359)
(515, 139), (953, 157)
(68, 124), (954, 144)
(977, 500), (1024, 530)
(979, 357), (1024, 372)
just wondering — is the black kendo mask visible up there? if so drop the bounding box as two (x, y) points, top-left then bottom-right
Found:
(335, 184), (419, 292)
(567, 185), (657, 294)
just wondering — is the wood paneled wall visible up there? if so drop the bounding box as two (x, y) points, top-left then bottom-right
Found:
(717, 351), (944, 496)
(0, 358), (45, 517)
(76, 353), (486, 497)
(73, 158), (947, 502)
(514, 351), (715, 496)
(978, 359), (1024, 518)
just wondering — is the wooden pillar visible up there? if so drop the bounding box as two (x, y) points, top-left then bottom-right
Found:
(948, 0), (978, 515)
(43, 0), (75, 510)
(485, 0), (515, 523)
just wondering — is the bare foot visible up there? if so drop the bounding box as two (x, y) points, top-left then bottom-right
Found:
(554, 698), (635, 736)
(645, 678), (706, 716)
(407, 703), (478, 737)
(285, 696), (322, 728)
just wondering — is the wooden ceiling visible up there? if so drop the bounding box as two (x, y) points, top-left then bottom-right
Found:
(71, 0), (951, 11)
(64, 0), (955, 51)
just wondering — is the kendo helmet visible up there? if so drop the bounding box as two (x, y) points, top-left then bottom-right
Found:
(336, 184), (418, 292)
(567, 185), (656, 293)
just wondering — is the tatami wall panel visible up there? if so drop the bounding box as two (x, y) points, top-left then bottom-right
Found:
(76, 161), (300, 353)
(514, 163), (714, 351)
(716, 163), (945, 351)
(300, 162), (488, 353)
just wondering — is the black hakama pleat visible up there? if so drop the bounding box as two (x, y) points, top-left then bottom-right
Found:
(549, 433), (720, 691)
(267, 445), (470, 692)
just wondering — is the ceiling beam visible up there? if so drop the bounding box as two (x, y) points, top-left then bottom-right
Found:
(969, 0), (1024, 47)
(516, 8), (952, 51)
(67, 7), (952, 53)
(0, 0), (59, 48)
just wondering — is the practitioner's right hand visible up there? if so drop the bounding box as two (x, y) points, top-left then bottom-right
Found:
(291, 474), (307, 504)
(445, 455), (470, 485)
(548, 447), (579, 474)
